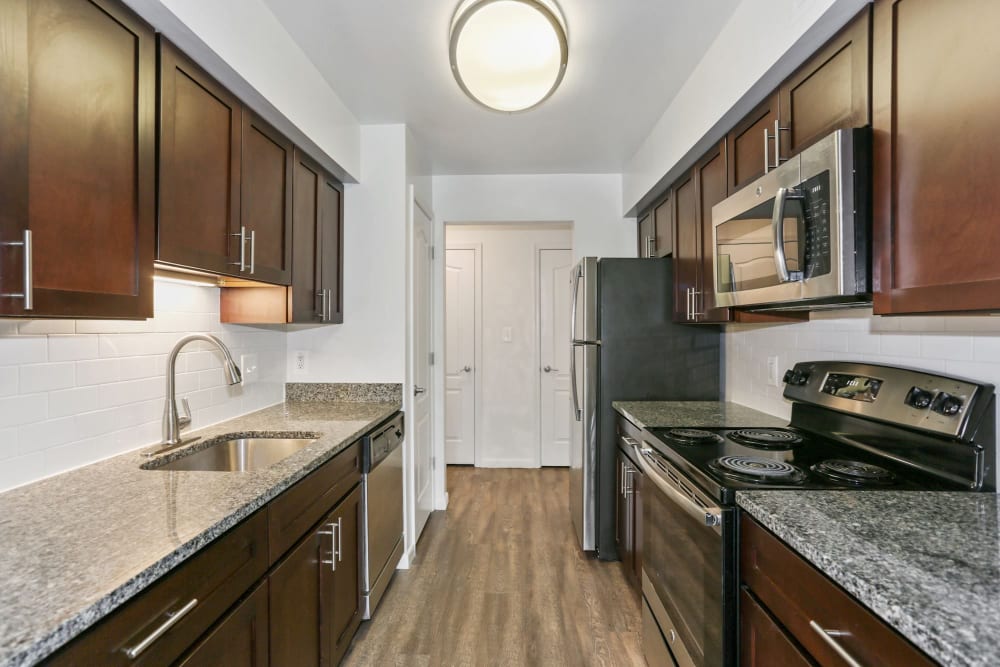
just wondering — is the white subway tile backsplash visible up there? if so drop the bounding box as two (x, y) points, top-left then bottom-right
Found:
(919, 335), (974, 361)
(0, 281), (286, 493)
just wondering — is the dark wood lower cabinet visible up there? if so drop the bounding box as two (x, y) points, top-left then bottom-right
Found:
(741, 514), (935, 666)
(177, 583), (269, 667)
(327, 484), (362, 665)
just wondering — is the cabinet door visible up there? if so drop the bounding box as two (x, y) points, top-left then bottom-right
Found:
(653, 194), (673, 258)
(269, 528), (323, 667)
(672, 172), (699, 322)
(0, 0), (155, 318)
(615, 452), (628, 560)
(317, 171), (344, 324)
(631, 464), (643, 587)
(241, 110), (292, 285)
(158, 38), (241, 277)
(779, 7), (870, 157)
(695, 141), (731, 323)
(288, 150), (323, 323)
(637, 213), (654, 258)
(872, 0), (1000, 314)
(727, 93), (780, 192)
(740, 589), (812, 667)
(177, 582), (268, 667)
(325, 483), (362, 665)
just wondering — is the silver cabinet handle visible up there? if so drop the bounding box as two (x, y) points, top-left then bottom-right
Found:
(542, 365), (558, 373)
(763, 126), (771, 174)
(230, 226), (247, 271)
(691, 288), (704, 320)
(335, 516), (343, 562)
(645, 236), (656, 258)
(123, 598), (198, 659)
(765, 118), (791, 172)
(318, 520), (338, 571)
(1, 230), (33, 310)
(809, 621), (864, 667)
(326, 289), (332, 321)
(316, 290), (327, 321)
(248, 229), (256, 274)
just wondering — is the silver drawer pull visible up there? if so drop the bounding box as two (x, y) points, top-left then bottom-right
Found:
(318, 520), (339, 571)
(124, 598), (198, 659)
(809, 620), (864, 667)
(230, 226), (247, 271)
(248, 229), (256, 274)
(1, 230), (33, 310)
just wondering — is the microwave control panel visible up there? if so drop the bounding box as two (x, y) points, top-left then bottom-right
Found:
(801, 171), (832, 279)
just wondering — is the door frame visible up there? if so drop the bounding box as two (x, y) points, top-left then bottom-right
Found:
(534, 244), (573, 468)
(404, 185), (438, 567)
(444, 243), (483, 467)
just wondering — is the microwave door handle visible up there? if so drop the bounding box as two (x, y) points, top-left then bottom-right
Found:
(772, 187), (803, 283)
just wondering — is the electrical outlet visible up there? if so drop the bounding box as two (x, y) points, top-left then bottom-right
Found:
(293, 350), (309, 375)
(240, 354), (258, 386)
(767, 356), (780, 387)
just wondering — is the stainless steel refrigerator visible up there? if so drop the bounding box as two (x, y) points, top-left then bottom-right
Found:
(569, 257), (721, 558)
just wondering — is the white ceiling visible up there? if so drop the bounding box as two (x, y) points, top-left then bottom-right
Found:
(262, 0), (741, 175)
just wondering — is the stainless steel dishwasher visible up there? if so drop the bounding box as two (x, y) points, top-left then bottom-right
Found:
(361, 413), (404, 619)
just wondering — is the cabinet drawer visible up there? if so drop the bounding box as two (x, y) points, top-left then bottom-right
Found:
(47, 510), (268, 666)
(741, 515), (934, 667)
(740, 588), (812, 667)
(268, 440), (361, 563)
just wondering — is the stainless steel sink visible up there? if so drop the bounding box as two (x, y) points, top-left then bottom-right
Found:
(143, 434), (318, 472)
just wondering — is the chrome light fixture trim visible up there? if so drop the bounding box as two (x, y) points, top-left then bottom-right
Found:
(449, 0), (569, 113)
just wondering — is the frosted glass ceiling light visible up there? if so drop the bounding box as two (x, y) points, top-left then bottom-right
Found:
(450, 0), (568, 112)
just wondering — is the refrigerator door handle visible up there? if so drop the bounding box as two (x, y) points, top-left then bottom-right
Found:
(570, 344), (581, 421)
(570, 263), (581, 342)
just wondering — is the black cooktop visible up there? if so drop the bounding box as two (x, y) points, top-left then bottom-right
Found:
(643, 425), (968, 504)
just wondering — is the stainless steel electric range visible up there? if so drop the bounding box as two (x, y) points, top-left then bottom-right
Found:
(622, 361), (997, 667)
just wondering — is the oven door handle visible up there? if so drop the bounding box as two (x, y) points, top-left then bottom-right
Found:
(628, 440), (723, 532)
(772, 186), (804, 283)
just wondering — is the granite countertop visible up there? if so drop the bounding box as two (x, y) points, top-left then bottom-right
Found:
(0, 399), (400, 667)
(738, 491), (1000, 667)
(612, 400), (788, 430)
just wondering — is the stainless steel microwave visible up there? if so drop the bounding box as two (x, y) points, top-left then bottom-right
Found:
(711, 127), (871, 310)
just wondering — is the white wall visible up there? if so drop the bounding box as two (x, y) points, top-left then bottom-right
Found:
(433, 174), (635, 262)
(0, 281), (286, 492)
(726, 312), (1000, 470)
(125, 0), (361, 181)
(287, 125), (409, 383)
(447, 225), (572, 467)
(623, 0), (868, 213)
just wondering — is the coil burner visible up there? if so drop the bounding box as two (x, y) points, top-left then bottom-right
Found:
(708, 455), (807, 485)
(812, 459), (897, 486)
(726, 428), (804, 450)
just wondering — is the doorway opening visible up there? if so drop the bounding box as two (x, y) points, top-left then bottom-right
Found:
(444, 223), (573, 468)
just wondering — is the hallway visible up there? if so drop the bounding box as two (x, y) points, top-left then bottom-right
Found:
(343, 467), (644, 666)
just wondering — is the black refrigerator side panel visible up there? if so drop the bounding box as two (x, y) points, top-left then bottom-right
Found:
(595, 258), (722, 560)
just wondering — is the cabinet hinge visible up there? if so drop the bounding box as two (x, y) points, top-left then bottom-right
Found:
(429, 352), (435, 366)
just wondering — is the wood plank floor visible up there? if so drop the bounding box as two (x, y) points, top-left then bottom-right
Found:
(342, 467), (645, 667)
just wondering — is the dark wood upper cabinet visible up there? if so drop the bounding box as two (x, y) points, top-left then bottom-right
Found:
(637, 212), (654, 258)
(727, 93), (780, 192)
(0, 0), (155, 318)
(241, 110), (293, 285)
(779, 7), (871, 157)
(157, 37), (242, 278)
(672, 171), (699, 322)
(872, 0), (1000, 314)
(318, 170), (344, 324)
(653, 193), (673, 258)
(695, 140), (731, 323)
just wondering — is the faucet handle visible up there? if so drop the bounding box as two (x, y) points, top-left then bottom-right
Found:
(178, 398), (192, 430)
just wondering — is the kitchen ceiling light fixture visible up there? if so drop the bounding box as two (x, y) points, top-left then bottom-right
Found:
(449, 0), (568, 113)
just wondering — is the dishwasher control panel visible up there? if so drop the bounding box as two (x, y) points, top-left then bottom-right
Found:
(363, 413), (404, 473)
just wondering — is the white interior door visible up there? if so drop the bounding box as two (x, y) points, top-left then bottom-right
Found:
(412, 200), (434, 542)
(538, 248), (573, 466)
(444, 248), (477, 465)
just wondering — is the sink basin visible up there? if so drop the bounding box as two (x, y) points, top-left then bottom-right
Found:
(143, 434), (318, 472)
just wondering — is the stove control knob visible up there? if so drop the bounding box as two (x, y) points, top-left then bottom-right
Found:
(932, 393), (964, 416)
(782, 369), (810, 386)
(905, 387), (935, 410)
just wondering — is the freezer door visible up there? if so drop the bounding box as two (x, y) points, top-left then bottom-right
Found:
(572, 258), (599, 343)
(569, 342), (598, 551)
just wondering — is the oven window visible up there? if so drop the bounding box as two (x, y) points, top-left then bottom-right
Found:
(643, 475), (723, 667)
(715, 197), (803, 294)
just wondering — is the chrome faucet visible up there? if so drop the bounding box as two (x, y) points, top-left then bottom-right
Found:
(153, 334), (242, 454)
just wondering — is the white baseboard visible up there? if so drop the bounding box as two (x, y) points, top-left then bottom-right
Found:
(397, 543), (417, 570)
(476, 458), (537, 468)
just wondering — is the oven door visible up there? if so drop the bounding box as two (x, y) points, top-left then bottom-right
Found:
(629, 439), (733, 667)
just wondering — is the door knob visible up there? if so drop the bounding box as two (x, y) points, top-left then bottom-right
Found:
(462, 366), (472, 373)
(543, 365), (559, 373)
(414, 386), (426, 395)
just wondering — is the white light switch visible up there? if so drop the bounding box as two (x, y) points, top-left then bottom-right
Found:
(502, 327), (512, 343)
